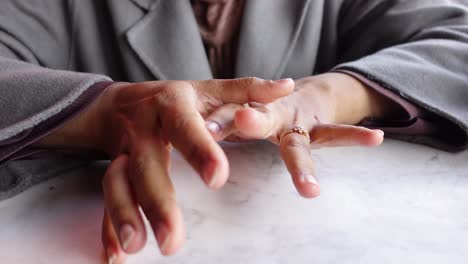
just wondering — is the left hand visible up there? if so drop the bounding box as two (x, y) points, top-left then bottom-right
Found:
(34, 77), (295, 262)
(205, 72), (397, 197)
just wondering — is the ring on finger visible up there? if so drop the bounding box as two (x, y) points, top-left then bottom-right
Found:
(278, 125), (310, 144)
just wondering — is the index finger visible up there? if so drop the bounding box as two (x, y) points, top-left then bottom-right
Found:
(192, 77), (295, 104)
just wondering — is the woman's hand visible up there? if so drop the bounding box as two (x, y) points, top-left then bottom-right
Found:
(205, 73), (399, 197)
(34, 78), (294, 262)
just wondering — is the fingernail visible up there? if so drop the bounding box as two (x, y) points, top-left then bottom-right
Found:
(206, 121), (221, 134)
(274, 78), (293, 84)
(377, 130), (385, 137)
(119, 224), (135, 252)
(155, 223), (170, 254)
(204, 161), (219, 188)
(301, 174), (319, 185)
(107, 248), (117, 264)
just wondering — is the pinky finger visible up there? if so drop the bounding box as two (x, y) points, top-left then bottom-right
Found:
(310, 124), (384, 148)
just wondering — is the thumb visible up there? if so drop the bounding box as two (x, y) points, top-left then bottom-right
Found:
(193, 77), (295, 104)
(205, 104), (245, 141)
(234, 107), (283, 140)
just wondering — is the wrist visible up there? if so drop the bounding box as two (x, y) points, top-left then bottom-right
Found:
(309, 72), (398, 125)
(33, 83), (114, 153)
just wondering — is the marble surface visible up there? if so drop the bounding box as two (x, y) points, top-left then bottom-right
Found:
(0, 139), (467, 264)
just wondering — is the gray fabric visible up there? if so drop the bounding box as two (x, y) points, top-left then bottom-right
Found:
(0, 0), (468, 199)
(0, 58), (111, 141)
(334, 0), (468, 150)
(0, 159), (92, 201)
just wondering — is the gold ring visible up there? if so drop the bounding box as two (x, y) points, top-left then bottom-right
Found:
(278, 125), (310, 143)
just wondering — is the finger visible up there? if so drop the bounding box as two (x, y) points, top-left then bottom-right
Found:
(159, 90), (229, 189)
(128, 137), (185, 256)
(310, 124), (384, 148)
(102, 154), (147, 254)
(205, 103), (245, 141)
(102, 210), (128, 264)
(279, 132), (320, 198)
(234, 107), (284, 140)
(193, 77), (295, 104)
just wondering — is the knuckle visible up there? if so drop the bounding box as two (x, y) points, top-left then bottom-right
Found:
(160, 101), (180, 119)
(173, 111), (199, 131)
(157, 82), (195, 106)
(166, 81), (193, 91)
(241, 77), (259, 101)
(199, 80), (222, 103)
(160, 108), (200, 140)
(192, 80), (220, 103)
(155, 91), (179, 109)
(209, 79), (222, 91)
(241, 77), (258, 87)
(186, 80), (201, 92)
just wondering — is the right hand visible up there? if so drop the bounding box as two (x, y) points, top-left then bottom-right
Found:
(204, 73), (388, 199)
(36, 78), (294, 262)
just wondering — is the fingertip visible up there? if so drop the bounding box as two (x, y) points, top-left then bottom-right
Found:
(205, 120), (223, 141)
(299, 184), (321, 198)
(104, 246), (127, 264)
(156, 223), (172, 256)
(202, 151), (230, 190)
(103, 157), (147, 256)
(102, 218), (128, 264)
(270, 78), (294, 86)
(295, 174), (321, 199)
(206, 121), (221, 134)
(234, 108), (260, 133)
(376, 129), (385, 139)
(268, 78), (295, 96)
(157, 208), (186, 256)
(250, 78), (294, 103)
(119, 224), (147, 254)
(366, 129), (384, 146)
(202, 134), (231, 189)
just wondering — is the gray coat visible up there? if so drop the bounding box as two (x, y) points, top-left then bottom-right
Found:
(0, 0), (468, 199)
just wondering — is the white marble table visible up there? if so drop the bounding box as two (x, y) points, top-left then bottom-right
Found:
(0, 139), (467, 264)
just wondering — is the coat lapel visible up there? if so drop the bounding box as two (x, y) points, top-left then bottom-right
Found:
(125, 0), (311, 80)
(235, 0), (311, 79)
(128, 0), (154, 10)
(126, 0), (213, 80)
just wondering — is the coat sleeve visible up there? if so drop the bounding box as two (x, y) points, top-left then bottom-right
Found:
(0, 1), (113, 160)
(334, 0), (468, 151)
